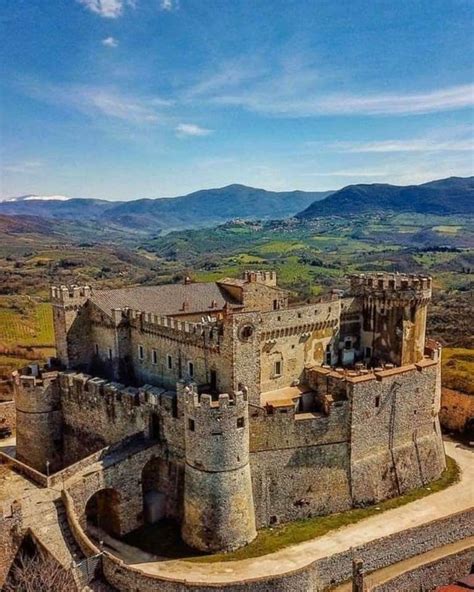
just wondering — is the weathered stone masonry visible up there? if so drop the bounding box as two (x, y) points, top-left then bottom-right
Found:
(11, 270), (446, 558)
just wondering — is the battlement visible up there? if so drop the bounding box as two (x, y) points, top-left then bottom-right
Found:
(349, 273), (432, 298)
(183, 383), (248, 414)
(243, 270), (277, 286)
(116, 308), (222, 344)
(58, 371), (169, 409)
(50, 285), (92, 304)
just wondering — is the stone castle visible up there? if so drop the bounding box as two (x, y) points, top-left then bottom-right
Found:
(12, 270), (446, 554)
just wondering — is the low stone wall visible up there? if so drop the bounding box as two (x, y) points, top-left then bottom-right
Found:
(64, 483), (474, 592)
(367, 543), (474, 591)
(0, 400), (15, 431)
(0, 452), (49, 487)
(440, 388), (474, 434)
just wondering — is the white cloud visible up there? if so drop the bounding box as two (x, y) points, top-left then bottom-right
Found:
(160, 0), (177, 11)
(187, 57), (474, 117)
(176, 123), (212, 137)
(326, 138), (474, 153)
(303, 170), (388, 178)
(77, 0), (135, 19)
(3, 160), (43, 174)
(21, 78), (172, 125)
(102, 36), (119, 48)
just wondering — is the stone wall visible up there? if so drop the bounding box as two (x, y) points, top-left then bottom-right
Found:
(366, 543), (474, 591)
(0, 501), (22, 587)
(66, 505), (474, 592)
(257, 300), (340, 393)
(440, 387), (474, 434)
(349, 361), (445, 505)
(0, 400), (15, 432)
(59, 372), (185, 465)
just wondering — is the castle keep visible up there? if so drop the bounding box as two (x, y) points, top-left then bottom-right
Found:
(12, 271), (445, 554)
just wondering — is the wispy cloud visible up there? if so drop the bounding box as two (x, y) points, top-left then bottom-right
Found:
(77, 0), (136, 19)
(3, 160), (43, 174)
(176, 123), (212, 137)
(326, 138), (474, 153)
(303, 170), (388, 178)
(102, 36), (119, 48)
(187, 56), (474, 117)
(20, 78), (172, 125)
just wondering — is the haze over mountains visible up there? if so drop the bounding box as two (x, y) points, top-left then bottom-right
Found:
(0, 185), (331, 232)
(1, 177), (472, 235)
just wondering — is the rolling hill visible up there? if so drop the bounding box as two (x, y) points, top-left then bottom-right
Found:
(1, 185), (332, 232)
(297, 177), (474, 219)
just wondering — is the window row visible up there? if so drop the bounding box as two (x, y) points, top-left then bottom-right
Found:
(137, 345), (194, 377)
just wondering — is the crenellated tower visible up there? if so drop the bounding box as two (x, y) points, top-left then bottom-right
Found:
(13, 369), (63, 473)
(349, 273), (432, 366)
(50, 285), (91, 367)
(181, 385), (256, 552)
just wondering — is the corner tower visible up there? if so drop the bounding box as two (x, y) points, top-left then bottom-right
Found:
(181, 386), (256, 553)
(13, 369), (63, 473)
(350, 273), (432, 366)
(51, 285), (91, 367)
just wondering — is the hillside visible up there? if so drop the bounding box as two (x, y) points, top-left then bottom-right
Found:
(1, 185), (332, 232)
(297, 176), (474, 219)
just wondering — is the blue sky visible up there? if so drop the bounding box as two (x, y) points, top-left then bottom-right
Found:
(1, 0), (474, 200)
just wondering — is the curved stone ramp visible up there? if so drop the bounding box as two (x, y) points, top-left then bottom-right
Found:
(102, 441), (473, 587)
(331, 537), (474, 591)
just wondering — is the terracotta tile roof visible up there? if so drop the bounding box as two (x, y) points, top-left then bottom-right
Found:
(435, 586), (470, 591)
(90, 283), (242, 318)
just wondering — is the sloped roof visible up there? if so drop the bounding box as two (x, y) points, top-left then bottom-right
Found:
(90, 283), (242, 318)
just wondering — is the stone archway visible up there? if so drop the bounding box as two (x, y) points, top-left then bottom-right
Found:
(85, 488), (121, 538)
(141, 457), (171, 524)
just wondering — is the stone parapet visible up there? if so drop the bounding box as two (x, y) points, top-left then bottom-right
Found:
(50, 285), (91, 304)
(349, 272), (432, 301)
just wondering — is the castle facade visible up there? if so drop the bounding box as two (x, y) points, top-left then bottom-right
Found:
(13, 271), (446, 553)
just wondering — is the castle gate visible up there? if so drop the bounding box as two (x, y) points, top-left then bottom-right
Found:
(85, 488), (121, 537)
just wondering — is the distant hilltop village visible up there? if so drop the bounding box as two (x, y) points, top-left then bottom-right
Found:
(12, 270), (445, 554)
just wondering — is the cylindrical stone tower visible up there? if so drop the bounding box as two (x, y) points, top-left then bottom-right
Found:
(181, 387), (256, 553)
(13, 370), (63, 473)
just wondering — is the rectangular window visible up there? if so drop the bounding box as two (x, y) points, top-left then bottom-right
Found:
(237, 417), (245, 428)
(188, 418), (195, 432)
(167, 355), (173, 370)
(345, 339), (352, 350)
(375, 395), (380, 408)
(188, 361), (194, 378)
(152, 349), (158, 365)
(273, 299), (278, 310)
(365, 346), (372, 358)
(108, 348), (113, 360)
(94, 344), (99, 356)
(138, 345), (144, 360)
(274, 360), (282, 376)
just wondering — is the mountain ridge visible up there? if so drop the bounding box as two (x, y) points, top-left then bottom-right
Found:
(0, 184), (332, 232)
(297, 176), (474, 219)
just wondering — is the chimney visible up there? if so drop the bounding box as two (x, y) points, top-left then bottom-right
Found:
(181, 301), (189, 312)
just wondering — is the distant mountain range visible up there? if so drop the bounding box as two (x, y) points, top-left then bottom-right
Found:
(2, 177), (472, 234)
(297, 176), (474, 219)
(0, 185), (332, 232)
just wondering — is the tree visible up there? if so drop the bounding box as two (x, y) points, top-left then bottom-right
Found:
(3, 550), (78, 592)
